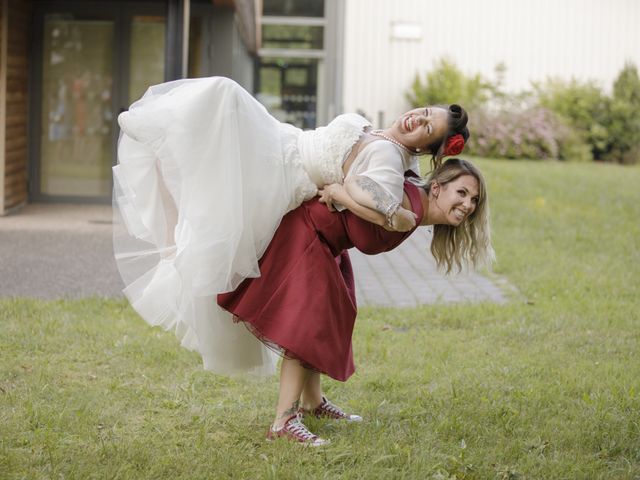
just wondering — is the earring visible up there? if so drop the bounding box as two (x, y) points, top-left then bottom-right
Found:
(415, 147), (421, 153)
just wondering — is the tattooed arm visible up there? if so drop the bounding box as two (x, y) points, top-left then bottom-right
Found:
(319, 176), (417, 232)
(319, 183), (388, 227)
(344, 176), (417, 231)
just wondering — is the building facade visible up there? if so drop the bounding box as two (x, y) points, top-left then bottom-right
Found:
(0, 0), (345, 213)
(342, 0), (640, 127)
(0, 0), (261, 213)
(3, 0), (637, 213)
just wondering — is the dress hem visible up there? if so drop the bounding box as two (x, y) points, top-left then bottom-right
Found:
(231, 314), (352, 382)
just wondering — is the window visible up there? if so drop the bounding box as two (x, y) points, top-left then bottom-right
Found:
(256, 1), (326, 128)
(263, 0), (324, 17)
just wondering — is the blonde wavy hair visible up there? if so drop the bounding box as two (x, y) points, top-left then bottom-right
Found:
(424, 158), (495, 273)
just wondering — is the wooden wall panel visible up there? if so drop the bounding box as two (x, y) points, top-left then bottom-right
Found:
(0, 0), (5, 213)
(2, 0), (29, 212)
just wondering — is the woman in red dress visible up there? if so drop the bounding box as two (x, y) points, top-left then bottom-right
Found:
(218, 158), (494, 446)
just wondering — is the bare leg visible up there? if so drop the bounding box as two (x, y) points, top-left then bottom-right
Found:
(273, 357), (310, 429)
(301, 371), (324, 410)
(301, 371), (363, 423)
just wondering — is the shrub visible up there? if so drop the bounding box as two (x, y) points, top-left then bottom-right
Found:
(406, 59), (639, 164)
(406, 58), (493, 111)
(604, 63), (640, 164)
(534, 78), (610, 161)
(467, 107), (571, 160)
(555, 123), (593, 163)
(407, 59), (591, 161)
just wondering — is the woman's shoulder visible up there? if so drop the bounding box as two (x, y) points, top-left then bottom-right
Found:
(365, 138), (401, 153)
(357, 137), (404, 162)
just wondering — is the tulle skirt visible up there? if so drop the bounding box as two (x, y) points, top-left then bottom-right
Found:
(112, 77), (316, 375)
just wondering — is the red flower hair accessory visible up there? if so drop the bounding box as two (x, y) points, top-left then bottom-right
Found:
(443, 134), (465, 156)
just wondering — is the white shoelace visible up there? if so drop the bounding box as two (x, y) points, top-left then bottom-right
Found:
(321, 400), (345, 418)
(286, 416), (316, 440)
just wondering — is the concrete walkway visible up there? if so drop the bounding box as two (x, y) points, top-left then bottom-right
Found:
(351, 227), (508, 307)
(0, 204), (509, 306)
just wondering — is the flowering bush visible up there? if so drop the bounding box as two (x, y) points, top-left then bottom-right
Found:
(466, 108), (553, 160)
(466, 107), (592, 161)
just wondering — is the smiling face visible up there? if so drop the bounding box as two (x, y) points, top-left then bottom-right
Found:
(432, 174), (480, 226)
(389, 107), (450, 152)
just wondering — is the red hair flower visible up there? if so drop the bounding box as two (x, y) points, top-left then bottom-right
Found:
(443, 134), (465, 156)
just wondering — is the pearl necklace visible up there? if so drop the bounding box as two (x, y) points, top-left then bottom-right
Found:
(370, 130), (415, 155)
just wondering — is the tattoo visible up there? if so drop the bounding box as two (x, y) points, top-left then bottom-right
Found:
(354, 175), (395, 214)
(280, 400), (300, 419)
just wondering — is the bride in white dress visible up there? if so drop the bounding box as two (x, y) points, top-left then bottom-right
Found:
(113, 76), (468, 375)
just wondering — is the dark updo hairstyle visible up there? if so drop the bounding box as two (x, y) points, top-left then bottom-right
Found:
(424, 104), (470, 171)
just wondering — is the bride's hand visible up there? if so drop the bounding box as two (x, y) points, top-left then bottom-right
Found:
(318, 184), (345, 212)
(390, 207), (418, 232)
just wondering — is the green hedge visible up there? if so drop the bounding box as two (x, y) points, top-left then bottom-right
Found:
(407, 60), (640, 164)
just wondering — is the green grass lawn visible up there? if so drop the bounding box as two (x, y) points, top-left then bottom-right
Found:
(1, 159), (639, 479)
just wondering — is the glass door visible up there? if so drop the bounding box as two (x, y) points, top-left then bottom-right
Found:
(39, 16), (116, 197)
(32, 3), (166, 201)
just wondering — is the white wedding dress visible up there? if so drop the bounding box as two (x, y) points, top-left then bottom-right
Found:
(113, 76), (417, 376)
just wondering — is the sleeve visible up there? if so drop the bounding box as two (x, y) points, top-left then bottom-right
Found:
(342, 206), (412, 255)
(346, 142), (406, 203)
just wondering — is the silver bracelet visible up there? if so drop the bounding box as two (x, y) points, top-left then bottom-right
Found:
(385, 203), (400, 228)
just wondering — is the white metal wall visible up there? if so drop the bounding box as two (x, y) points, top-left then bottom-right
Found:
(342, 0), (640, 127)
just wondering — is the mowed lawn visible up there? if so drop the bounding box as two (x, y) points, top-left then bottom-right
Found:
(1, 159), (639, 479)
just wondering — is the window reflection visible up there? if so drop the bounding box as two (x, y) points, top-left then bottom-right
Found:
(256, 57), (318, 129)
(41, 18), (114, 197)
(262, 24), (323, 50)
(263, 0), (324, 17)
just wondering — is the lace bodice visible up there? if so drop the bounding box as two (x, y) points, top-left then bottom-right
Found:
(279, 113), (419, 205)
(293, 113), (372, 187)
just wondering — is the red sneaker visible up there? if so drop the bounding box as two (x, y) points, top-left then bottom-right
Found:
(266, 413), (329, 447)
(303, 396), (363, 422)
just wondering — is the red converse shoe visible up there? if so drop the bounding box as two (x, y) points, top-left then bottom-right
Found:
(303, 396), (363, 422)
(266, 413), (329, 447)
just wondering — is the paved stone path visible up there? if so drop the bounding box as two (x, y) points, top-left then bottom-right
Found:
(1, 204), (510, 305)
(350, 227), (508, 307)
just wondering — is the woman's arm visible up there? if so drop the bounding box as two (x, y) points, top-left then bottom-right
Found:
(319, 183), (387, 227)
(319, 178), (416, 232)
(344, 175), (417, 231)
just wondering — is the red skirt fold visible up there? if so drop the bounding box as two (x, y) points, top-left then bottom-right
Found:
(217, 204), (357, 381)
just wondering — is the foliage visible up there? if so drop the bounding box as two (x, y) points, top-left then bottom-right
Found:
(2, 159), (640, 479)
(468, 107), (593, 162)
(468, 107), (559, 161)
(525, 64), (640, 164)
(534, 78), (611, 161)
(605, 63), (640, 164)
(406, 58), (493, 111)
(408, 58), (640, 163)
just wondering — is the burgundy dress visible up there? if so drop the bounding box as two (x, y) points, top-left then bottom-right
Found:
(217, 181), (424, 381)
